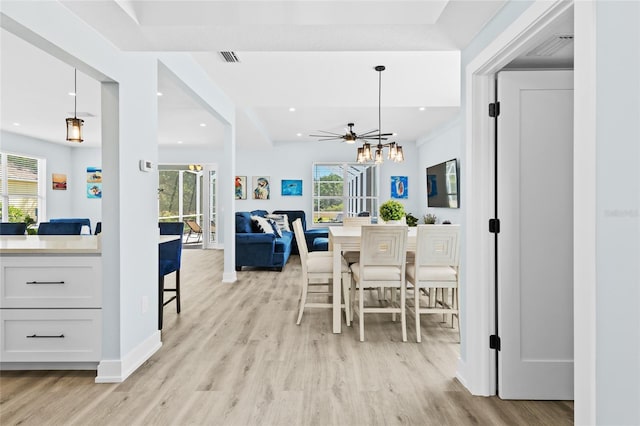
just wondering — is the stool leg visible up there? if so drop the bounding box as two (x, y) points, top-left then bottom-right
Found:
(158, 275), (164, 330)
(176, 269), (181, 314)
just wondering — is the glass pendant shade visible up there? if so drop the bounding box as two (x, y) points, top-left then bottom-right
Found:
(65, 69), (83, 143)
(394, 146), (404, 162)
(65, 117), (84, 142)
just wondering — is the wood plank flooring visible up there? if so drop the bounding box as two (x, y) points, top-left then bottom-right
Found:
(0, 249), (573, 425)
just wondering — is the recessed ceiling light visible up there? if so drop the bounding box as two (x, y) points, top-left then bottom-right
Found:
(419, 107), (426, 111)
(157, 92), (163, 96)
(177, 140), (183, 144)
(13, 122), (20, 126)
(200, 123), (206, 127)
(289, 107), (296, 112)
(296, 133), (302, 137)
(68, 92), (76, 96)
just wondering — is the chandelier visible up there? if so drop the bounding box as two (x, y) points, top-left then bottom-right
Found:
(356, 65), (404, 164)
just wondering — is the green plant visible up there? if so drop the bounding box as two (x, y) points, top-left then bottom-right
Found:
(424, 213), (437, 224)
(379, 200), (405, 221)
(405, 212), (419, 227)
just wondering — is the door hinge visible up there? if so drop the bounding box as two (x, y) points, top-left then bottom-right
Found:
(489, 102), (500, 117)
(489, 218), (500, 234)
(489, 335), (501, 351)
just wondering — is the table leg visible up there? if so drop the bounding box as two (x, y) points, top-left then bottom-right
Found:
(333, 241), (342, 333)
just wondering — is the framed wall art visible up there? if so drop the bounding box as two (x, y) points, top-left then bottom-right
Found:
(281, 179), (302, 196)
(86, 167), (102, 199)
(52, 173), (67, 190)
(252, 176), (270, 200)
(235, 176), (247, 200)
(390, 176), (408, 199)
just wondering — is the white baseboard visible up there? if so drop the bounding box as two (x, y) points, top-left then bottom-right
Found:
(1, 362), (98, 370)
(456, 357), (469, 390)
(222, 271), (237, 283)
(95, 331), (161, 383)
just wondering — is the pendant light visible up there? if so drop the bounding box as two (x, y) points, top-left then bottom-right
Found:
(65, 68), (84, 143)
(356, 65), (403, 164)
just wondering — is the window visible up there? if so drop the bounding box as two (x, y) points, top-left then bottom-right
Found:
(312, 162), (379, 224)
(0, 153), (44, 224)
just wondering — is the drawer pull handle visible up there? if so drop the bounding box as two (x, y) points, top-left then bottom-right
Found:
(26, 281), (65, 285)
(26, 334), (65, 339)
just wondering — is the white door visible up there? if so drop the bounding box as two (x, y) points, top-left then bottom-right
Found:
(496, 70), (574, 400)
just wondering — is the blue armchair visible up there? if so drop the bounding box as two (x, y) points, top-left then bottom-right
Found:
(235, 211), (293, 271)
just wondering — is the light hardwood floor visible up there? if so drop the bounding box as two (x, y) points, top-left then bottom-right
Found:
(0, 249), (573, 425)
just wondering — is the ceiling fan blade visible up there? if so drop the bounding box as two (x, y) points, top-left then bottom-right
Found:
(357, 129), (380, 136)
(314, 137), (344, 141)
(309, 134), (345, 139)
(359, 135), (389, 141)
(310, 130), (345, 137)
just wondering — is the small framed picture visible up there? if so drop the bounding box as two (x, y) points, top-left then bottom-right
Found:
(391, 176), (408, 199)
(281, 179), (302, 196)
(252, 176), (270, 200)
(235, 176), (247, 200)
(52, 173), (67, 190)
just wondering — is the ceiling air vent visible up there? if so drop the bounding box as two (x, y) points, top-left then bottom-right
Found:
(219, 51), (240, 63)
(527, 34), (574, 57)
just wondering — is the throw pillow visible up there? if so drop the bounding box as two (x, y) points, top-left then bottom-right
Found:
(251, 215), (275, 235)
(266, 213), (290, 233)
(268, 219), (282, 238)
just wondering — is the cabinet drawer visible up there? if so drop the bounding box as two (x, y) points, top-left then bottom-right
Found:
(0, 309), (101, 362)
(1, 257), (101, 308)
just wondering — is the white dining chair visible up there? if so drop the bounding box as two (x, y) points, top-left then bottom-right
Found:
(292, 219), (351, 326)
(405, 224), (461, 342)
(341, 216), (372, 264)
(350, 224), (408, 342)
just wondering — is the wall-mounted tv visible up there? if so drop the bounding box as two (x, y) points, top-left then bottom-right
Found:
(426, 158), (459, 208)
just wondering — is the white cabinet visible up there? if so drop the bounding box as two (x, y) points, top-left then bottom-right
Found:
(0, 255), (102, 365)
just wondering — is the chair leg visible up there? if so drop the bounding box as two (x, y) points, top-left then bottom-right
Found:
(415, 283), (421, 343)
(342, 272), (351, 327)
(391, 287), (397, 322)
(175, 269), (181, 314)
(296, 277), (308, 325)
(350, 275), (356, 323)
(158, 275), (164, 330)
(359, 284), (365, 342)
(400, 283), (407, 342)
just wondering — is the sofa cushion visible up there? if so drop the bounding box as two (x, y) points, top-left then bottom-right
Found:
(251, 209), (269, 218)
(274, 231), (293, 253)
(235, 212), (253, 234)
(252, 215), (276, 235)
(267, 213), (290, 232)
(273, 210), (306, 231)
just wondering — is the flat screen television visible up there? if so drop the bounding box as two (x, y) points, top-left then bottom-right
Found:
(426, 158), (459, 208)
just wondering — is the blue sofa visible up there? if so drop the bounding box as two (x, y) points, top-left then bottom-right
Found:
(235, 210), (293, 271)
(271, 210), (329, 255)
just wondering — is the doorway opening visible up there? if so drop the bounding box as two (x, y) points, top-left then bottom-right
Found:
(158, 164), (218, 249)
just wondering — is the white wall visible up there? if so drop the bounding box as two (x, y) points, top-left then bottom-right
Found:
(594, 1), (640, 424)
(417, 118), (463, 225)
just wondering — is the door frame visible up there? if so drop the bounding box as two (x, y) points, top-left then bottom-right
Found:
(461, 0), (596, 421)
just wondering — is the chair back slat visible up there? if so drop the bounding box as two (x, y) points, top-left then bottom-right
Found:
(415, 224), (460, 267)
(37, 222), (82, 235)
(292, 219), (309, 261)
(343, 216), (371, 227)
(0, 222), (27, 235)
(360, 225), (407, 267)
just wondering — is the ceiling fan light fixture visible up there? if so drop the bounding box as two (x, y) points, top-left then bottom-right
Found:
(65, 68), (84, 143)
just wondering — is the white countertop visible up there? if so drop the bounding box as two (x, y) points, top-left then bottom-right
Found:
(0, 235), (102, 254)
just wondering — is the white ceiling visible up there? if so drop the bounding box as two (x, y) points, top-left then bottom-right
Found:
(1, 1), (518, 150)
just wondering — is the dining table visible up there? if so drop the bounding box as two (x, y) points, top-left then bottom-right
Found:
(329, 225), (417, 333)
